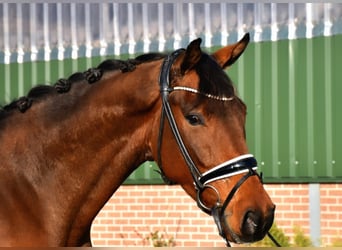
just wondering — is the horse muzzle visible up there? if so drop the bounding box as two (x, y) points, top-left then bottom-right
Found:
(212, 202), (275, 245)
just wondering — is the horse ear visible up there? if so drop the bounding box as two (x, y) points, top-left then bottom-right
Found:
(180, 38), (202, 74)
(212, 33), (250, 69)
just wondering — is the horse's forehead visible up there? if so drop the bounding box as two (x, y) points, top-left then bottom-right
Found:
(180, 70), (201, 87)
(174, 77), (244, 118)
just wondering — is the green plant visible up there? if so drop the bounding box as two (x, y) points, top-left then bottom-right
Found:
(120, 228), (177, 247)
(252, 223), (291, 247)
(144, 230), (176, 247)
(293, 225), (313, 247)
(331, 238), (342, 247)
(249, 223), (317, 247)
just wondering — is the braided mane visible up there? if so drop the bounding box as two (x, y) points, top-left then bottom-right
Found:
(0, 54), (166, 121)
(0, 49), (235, 121)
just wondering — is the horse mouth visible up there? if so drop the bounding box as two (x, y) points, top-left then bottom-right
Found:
(221, 208), (274, 244)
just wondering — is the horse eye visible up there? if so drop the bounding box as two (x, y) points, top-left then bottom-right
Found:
(185, 114), (204, 126)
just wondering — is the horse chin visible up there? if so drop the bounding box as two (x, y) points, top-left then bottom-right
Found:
(224, 225), (263, 245)
(223, 219), (245, 244)
(226, 230), (267, 245)
(223, 213), (272, 245)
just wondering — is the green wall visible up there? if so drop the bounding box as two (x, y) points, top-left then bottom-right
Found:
(231, 34), (342, 183)
(1, 35), (341, 183)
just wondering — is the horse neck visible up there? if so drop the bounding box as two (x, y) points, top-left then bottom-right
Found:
(58, 63), (162, 241)
(0, 60), (162, 245)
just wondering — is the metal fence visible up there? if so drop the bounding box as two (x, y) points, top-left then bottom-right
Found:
(1, 3), (342, 64)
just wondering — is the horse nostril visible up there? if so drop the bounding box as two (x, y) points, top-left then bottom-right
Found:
(242, 211), (260, 236)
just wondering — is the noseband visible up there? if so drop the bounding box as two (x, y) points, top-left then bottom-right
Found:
(157, 50), (263, 246)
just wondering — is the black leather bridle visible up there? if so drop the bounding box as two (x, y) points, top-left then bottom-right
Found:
(156, 49), (264, 246)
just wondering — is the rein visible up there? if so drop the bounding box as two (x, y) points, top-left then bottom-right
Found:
(157, 49), (281, 247)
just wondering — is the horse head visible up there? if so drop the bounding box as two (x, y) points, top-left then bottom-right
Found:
(153, 34), (275, 244)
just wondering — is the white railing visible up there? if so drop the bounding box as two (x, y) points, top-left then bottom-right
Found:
(1, 2), (341, 64)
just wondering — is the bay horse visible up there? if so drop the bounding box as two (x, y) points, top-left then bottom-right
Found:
(0, 34), (275, 246)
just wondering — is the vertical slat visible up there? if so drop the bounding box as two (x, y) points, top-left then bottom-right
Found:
(288, 4), (296, 177)
(157, 3), (165, 52)
(312, 37), (329, 177)
(3, 3), (11, 102)
(3, 3), (10, 65)
(270, 3), (279, 177)
(42, 3), (51, 87)
(306, 37), (314, 177)
(254, 3), (261, 42)
(70, 3), (78, 62)
(204, 3), (211, 47)
(173, 3), (182, 49)
(43, 3), (50, 62)
(99, 3), (108, 57)
(127, 3), (135, 55)
(306, 3), (313, 39)
(29, 3), (37, 88)
(85, 3), (92, 59)
(29, 3), (37, 62)
(16, 3), (24, 97)
(276, 40), (290, 178)
(68, 3), (78, 77)
(142, 3), (150, 53)
(288, 3), (296, 40)
(323, 3), (332, 37)
(253, 3), (262, 161)
(235, 3), (245, 102)
(56, 2), (65, 80)
(271, 3), (278, 42)
(188, 3), (195, 42)
(237, 3), (244, 39)
(294, 33), (306, 178)
(16, 3), (23, 64)
(323, 7), (340, 178)
(324, 35), (333, 177)
(56, 3), (64, 61)
(112, 3), (120, 56)
(220, 3), (228, 46)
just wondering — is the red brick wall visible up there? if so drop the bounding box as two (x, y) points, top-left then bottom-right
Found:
(90, 184), (342, 247)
